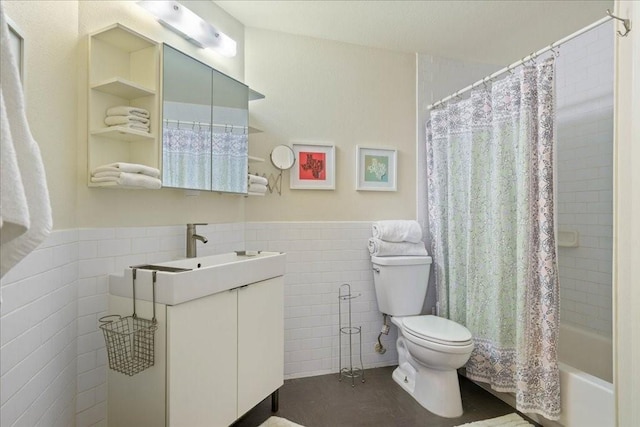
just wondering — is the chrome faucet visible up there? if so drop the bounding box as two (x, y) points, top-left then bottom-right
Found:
(186, 223), (208, 258)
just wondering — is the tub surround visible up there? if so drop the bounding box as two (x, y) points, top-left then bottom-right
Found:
(556, 20), (613, 340)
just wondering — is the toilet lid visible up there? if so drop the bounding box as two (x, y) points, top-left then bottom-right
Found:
(402, 315), (472, 345)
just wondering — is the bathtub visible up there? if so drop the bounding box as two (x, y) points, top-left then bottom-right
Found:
(556, 323), (614, 427)
(466, 323), (614, 427)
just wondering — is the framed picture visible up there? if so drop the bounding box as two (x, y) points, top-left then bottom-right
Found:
(356, 146), (397, 191)
(290, 143), (335, 190)
(6, 15), (25, 84)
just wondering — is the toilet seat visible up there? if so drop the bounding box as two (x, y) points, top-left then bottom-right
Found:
(401, 315), (472, 347)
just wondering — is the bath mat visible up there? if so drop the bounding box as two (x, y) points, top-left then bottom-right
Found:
(455, 413), (533, 427)
(259, 416), (305, 427)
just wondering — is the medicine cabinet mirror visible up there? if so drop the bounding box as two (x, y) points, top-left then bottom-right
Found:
(162, 44), (248, 193)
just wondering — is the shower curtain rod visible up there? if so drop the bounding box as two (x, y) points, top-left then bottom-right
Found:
(427, 10), (630, 110)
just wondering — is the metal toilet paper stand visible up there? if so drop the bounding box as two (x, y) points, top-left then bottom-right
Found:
(338, 283), (365, 386)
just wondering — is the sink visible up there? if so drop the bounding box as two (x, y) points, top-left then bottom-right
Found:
(109, 251), (286, 305)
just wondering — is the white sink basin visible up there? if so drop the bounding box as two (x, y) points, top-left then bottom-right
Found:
(108, 251), (286, 305)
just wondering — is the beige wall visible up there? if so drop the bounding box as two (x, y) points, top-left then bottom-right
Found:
(4, 0), (248, 229)
(4, 0), (79, 229)
(244, 28), (417, 221)
(5, 1), (415, 228)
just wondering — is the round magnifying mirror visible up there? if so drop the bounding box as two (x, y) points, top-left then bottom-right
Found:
(270, 145), (295, 170)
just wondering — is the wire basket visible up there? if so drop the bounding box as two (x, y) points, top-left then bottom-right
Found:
(99, 314), (157, 376)
(100, 268), (158, 376)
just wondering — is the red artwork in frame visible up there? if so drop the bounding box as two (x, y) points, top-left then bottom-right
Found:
(298, 151), (326, 180)
(290, 143), (335, 190)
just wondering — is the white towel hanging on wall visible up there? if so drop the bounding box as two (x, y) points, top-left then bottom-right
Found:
(0, 7), (52, 278)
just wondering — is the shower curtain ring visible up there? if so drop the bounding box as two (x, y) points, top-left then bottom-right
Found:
(550, 46), (560, 58)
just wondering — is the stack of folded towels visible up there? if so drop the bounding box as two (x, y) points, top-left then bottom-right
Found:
(104, 105), (150, 133)
(247, 174), (269, 196)
(368, 220), (428, 256)
(90, 162), (161, 189)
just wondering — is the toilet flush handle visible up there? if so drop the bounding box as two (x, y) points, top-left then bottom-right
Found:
(372, 266), (380, 273)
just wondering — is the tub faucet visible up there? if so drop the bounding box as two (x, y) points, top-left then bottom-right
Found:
(186, 223), (208, 258)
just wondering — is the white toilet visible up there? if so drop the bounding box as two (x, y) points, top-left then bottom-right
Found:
(371, 255), (474, 418)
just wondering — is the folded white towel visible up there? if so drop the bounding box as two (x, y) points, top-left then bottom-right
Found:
(92, 162), (160, 179)
(91, 172), (161, 189)
(106, 105), (150, 118)
(372, 220), (423, 243)
(106, 123), (150, 132)
(248, 174), (268, 186)
(247, 191), (265, 197)
(1, 9), (52, 277)
(248, 183), (268, 194)
(104, 115), (150, 126)
(91, 171), (120, 179)
(368, 238), (428, 257)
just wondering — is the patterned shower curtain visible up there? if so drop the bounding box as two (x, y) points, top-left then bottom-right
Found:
(162, 126), (248, 193)
(163, 125), (212, 190)
(211, 130), (248, 194)
(426, 58), (560, 419)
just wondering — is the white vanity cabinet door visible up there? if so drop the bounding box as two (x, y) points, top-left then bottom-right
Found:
(237, 277), (284, 416)
(166, 289), (238, 427)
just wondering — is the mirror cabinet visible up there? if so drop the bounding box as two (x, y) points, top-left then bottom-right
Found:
(162, 44), (249, 193)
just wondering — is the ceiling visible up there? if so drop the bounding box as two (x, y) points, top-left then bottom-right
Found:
(215, 0), (614, 65)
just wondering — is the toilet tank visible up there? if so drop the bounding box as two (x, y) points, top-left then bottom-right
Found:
(371, 256), (432, 316)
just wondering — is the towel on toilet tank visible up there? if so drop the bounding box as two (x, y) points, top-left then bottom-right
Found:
(368, 238), (428, 257)
(372, 220), (423, 243)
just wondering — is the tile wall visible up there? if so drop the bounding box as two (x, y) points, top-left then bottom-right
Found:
(1, 221), (396, 426)
(245, 222), (399, 378)
(555, 21), (614, 338)
(1, 230), (79, 427)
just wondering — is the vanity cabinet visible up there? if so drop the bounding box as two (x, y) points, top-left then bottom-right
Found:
(107, 276), (284, 427)
(87, 24), (160, 187)
(237, 278), (285, 415)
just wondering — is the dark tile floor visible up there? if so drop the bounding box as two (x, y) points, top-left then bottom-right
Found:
(232, 366), (539, 427)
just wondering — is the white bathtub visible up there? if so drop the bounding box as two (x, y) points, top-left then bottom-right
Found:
(467, 323), (614, 427)
(556, 323), (614, 427)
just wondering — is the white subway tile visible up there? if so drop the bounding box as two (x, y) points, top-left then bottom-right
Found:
(78, 228), (116, 241)
(97, 239), (131, 257)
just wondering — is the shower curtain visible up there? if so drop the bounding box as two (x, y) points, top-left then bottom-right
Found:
(162, 126), (248, 193)
(211, 130), (248, 193)
(163, 125), (212, 190)
(426, 58), (560, 419)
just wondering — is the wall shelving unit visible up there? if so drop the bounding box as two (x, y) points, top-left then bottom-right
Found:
(87, 24), (160, 187)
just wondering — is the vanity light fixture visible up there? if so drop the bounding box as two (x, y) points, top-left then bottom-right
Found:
(137, 1), (237, 57)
